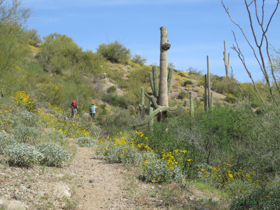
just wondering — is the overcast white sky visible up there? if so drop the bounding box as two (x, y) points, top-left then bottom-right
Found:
(21, 0), (280, 82)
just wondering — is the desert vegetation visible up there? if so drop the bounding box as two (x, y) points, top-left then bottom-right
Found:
(1, 0), (280, 209)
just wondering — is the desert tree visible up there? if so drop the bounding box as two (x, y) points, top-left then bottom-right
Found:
(221, 0), (280, 105)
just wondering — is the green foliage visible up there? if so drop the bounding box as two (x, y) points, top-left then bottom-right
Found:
(107, 85), (117, 94)
(128, 66), (151, 84)
(212, 75), (240, 96)
(229, 186), (280, 210)
(76, 137), (96, 147)
(36, 33), (82, 74)
(183, 80), (193, 86)
(99, 110), (136, 136)
(143, 158), (184, 183)
(178, 72), (187, 78)
(47, 129), (67, 144)
(0, 133), (16, 154)
(13, 125), (41, 144)
(4, 143), (44, 167)
(99, 142), (143, 164)
(178, 91), (188, 99)
(102, 94), (128, 108)
(37, 142), (72, 167)
(36, 33), (104, 76)
(25, 28), (41, 46)
(131, 54), (147, 65)
(96, 40), (131, 64)
(224, 96), (238, 103)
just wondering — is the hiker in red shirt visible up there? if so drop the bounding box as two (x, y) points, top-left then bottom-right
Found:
(70, 101), (78, 119)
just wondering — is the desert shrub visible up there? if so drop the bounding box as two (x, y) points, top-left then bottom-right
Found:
(224, 95), (238, 103)
(131, 54), (147, 65)
(96, 40), (131, 64)
(13, 125), (41, 144)
(187, 67), (202, 75)
(98, 110), (136, 136)
(76, 137), (96, 147)
(183, 80), (193, 86)
(229, 185), (280, 210)
(37, 142), (72, 167)
(143, 158), (184, 183)
(128, 66), (151, 84)
(178, 91), (188, 99)
(4, 143), (44, 167)
(212, 76), (240, 96)
(0, 133), (16, 154)
(47, 129), (67, 144)
(178, 72), (187, 77)
(102, 94), (128, 108)
(107, 86), (117, 94)
(19, 110), (40, 127)
(99, 143), (143, 164)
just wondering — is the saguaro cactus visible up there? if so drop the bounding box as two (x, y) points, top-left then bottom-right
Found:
(158, 26), (170, 122)
(204, 56), (212, 112)
(190, 92), (194, 117)
(223, 40), (230, 77)
(133, 27), (176, 128)
(207, 55), (211, 110)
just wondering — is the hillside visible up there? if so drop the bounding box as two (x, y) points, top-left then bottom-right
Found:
(1, 27), (279, 210)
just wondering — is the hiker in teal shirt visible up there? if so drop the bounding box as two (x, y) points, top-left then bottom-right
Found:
(89, 103), (98, 118)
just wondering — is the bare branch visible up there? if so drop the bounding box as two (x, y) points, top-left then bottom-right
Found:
(221, 0), (280, 103)
(231, 31), (265, 104)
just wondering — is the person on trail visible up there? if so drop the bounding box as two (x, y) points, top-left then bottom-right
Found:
(70, 101), (78, 119)
(89, 103), (98, 118)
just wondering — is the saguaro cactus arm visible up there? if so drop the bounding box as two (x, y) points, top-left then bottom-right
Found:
(134, 105), (177, 127)
(167, 68), (173, 94)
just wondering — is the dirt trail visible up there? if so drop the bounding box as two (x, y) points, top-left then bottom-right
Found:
(67, 145), (136, 210)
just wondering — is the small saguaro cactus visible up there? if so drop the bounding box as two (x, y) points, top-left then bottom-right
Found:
(223, 40), (230, 77)
(190, 92), (194, 117)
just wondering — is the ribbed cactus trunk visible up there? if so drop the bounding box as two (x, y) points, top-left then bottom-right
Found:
(190, 92), (194, 117)
(158, 26), (169, 122)
(223, 40), (230, 77)
(207, 55), (212, 110)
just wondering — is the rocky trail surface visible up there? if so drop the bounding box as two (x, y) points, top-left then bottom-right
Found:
(0, 138), (220, 210)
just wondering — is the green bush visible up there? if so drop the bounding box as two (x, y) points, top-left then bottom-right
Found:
(143, 158), (184, 183)
(99, 143), (143, 164)
(47, 129), (67, 144)
(107, 86), (117, 94)
(102, 94), (128, 108)
(76, 137), (96, 147)
(4, 143), (44, 167)
(183, 80), (193, 86)
(178, 91), (188, 99)
(0, 133), (16, 154)
(224, 95), (238, 103)
(37, 142), (72, 167)
(211, 76), (240, 96)
(131, 54), (147, 65)
(96, 40), (131, 64)
(229, 186), (280, 210)
(178, 72), (187, 77)
(13, 125), (41, 144)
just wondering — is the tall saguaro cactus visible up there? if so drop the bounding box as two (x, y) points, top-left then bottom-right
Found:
(223, 40), (230, 77)
(133, 27), (176, 128)
(207, 55), (211, 110)
(204, 56), (212, 112)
